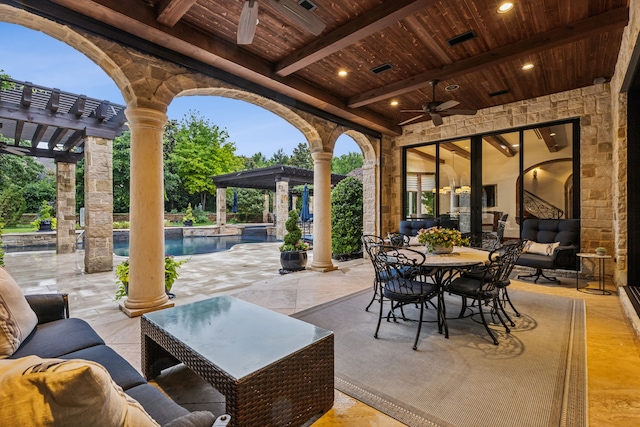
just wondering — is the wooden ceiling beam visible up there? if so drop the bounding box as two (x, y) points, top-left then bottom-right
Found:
(440, 143), (470, 160)
(156, 0), (196, 27)
(483, 135), (516, 157)
(407, 147), (443, 164)
(538, 127), (559, 152)
(31, 124), (48, 146)
(63, 129), (84, 151)
(48, 127), (68, 150)
(49, 0), (400, 136)
(275, 0), (438, 77)
(348, 7), (629, 108)
(46, 89), (60, 113)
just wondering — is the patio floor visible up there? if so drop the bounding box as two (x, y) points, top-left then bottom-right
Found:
(4, 243), (640, 426)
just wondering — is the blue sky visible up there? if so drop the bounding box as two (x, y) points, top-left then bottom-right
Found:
(0, 22), (358, 158)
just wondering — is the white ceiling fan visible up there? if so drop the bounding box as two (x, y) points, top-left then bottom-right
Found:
(399, 80), (477, 126)
(0, 142), (30, 156)
(237, 0), (326, 45)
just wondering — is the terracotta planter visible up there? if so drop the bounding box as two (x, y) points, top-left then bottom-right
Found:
(280, 251), (308, 271)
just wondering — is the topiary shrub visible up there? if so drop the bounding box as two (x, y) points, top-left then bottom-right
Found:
(280, 209), (308, 252)
(331, 176), (363, 258)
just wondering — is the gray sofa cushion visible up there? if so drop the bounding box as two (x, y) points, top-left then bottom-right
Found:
(60, 345), (146, 391)
(10, 318), (104, 359)
(126, 383), (190, 426)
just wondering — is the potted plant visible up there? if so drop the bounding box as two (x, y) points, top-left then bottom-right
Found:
(417, 226), (469, 254)
(115, 255), (187, 300)
(279, 209), (308, 272)
(31, 200), (56, 232)
(183, 203), (195, 226)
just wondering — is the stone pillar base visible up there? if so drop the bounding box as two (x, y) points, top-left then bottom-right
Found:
(308, 262), (338, 272)
(118, 299), (174, 318)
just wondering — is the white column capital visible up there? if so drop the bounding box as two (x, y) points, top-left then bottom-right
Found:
(125, 107), (168, 131)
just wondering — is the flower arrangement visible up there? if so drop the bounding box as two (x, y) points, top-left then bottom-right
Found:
(115, 255), (187, 300)
(417, 226), (469, 252)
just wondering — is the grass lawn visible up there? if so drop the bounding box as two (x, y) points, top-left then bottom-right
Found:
(1, 224), (37, 234)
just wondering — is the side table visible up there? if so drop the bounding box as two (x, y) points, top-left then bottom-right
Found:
(576, 253), (612, 295)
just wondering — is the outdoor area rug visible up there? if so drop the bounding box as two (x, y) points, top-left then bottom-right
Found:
(292, 288), (587, 427)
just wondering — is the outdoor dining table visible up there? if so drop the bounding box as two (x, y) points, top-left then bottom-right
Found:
(396, 245), (491, 338)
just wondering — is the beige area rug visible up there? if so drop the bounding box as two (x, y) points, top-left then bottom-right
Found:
(293, 288), (587, 427)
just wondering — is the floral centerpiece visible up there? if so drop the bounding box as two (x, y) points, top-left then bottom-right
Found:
(417, 226), (469, 254)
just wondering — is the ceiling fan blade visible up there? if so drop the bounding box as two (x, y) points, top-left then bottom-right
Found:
(398, 114), (424, 126)
(400, 109), (425, 113)
(435, 100), (459, 111)
(237, 0), (259, 45)
(267, 0), (326, 36)
(431, 113), (444, 126)
(440, 109), (477, 115)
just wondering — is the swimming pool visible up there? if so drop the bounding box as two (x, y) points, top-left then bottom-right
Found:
(113, 234), (278, 257)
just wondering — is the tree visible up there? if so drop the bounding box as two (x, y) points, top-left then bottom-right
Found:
(0, 152), (47, 190)
(169, 111), (243, 210)
(331, 176), (363, 257)
(228, 188), (265, 220)
(289, 143), (313, 169)
(112, 131), (131, 213)
(242, 152), (268, 170)
(268, 148), (289, 166)
(331, 152), (364, 175)
(23, 176), (56, 213)
(0, 184), (26, 227)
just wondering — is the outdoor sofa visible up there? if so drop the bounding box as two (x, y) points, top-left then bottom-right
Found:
(0, 267), (226, 427)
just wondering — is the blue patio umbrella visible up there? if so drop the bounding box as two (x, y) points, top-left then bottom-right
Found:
(232, 190), (238, 213)
(300, 185), (311, 222)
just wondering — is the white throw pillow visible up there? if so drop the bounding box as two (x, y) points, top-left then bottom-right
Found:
(0, 267), (38, 358)
(408, 235), (420, 246)
(523, 241), (560, 256)
(0, 355), (160, 427)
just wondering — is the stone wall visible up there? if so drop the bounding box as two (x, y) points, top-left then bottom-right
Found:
(389, 84), (616, 282)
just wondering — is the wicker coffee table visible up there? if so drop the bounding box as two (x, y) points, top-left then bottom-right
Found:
(141, 296), (334, 427)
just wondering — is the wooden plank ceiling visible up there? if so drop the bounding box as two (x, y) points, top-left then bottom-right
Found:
(25, 0), (629, 136)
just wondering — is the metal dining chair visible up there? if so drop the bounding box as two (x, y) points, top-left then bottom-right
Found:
(361, 235), (386, 312)
(374, 246), (441, 350)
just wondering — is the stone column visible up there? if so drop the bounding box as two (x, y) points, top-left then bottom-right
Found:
(122, 108), (171, 316)
(310, 152), (336, 271)
(56, 161), (76, 254)
(216, 187), (227, 226)
(275, 179), (289, 240)
(263, 193), (270, 222)
(84, 136), (113, 273)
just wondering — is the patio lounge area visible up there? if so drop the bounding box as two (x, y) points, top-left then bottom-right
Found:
(4, 244), (640, 425)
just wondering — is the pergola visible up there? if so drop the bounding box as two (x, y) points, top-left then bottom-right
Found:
(211, 165), (348, 239)
(0, 77), (128, 273)
(0, 78), (127, 161)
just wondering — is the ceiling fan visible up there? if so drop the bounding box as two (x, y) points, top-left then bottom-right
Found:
(0, 142), (30, 156)
(399, 80), (477, 126)
(237, 0), (326, 45)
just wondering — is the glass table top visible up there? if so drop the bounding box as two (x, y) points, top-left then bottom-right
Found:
(143, 296), (332, 380)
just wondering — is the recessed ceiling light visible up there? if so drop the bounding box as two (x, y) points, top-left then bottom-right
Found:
(550, 132), (556, 137)
(390, 100), (399, 106)
(338, 69), (348, 77)
(498, 2), (514, 13)
(522, 63), (534, 70)
(445, 84), (459, 91)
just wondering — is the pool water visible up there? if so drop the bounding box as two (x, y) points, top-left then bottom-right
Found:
(113, 234), (278, 257)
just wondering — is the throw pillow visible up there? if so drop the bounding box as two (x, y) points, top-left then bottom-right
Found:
(0, 355), (160, 427)
(163, 411), (217, 427)
(408, 235), (420, 246)
(523, 241), (560, 256)
(0, 267), (38, 358)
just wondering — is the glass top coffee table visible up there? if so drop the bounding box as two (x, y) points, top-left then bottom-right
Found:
(141, 296), (334, 427)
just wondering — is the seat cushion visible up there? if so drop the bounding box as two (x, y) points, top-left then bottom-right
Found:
(0, 355), (159, 427)
(0, 267), (38, 358)
(10, 318), (104, 359)
(126, 383), (190, 426)
(515, 253), (556, 269)
(60, 345), (146, 391)
(523, 241), (560, 256)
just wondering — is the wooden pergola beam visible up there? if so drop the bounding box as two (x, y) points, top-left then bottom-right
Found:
(348, 7), (629, 108)
(156, 0), (196, 27)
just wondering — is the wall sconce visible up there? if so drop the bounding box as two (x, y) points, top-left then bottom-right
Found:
(533, 169), (538, 179)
